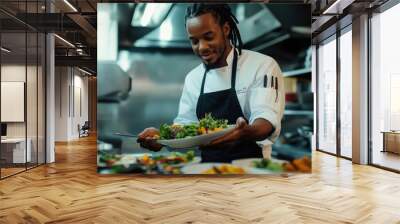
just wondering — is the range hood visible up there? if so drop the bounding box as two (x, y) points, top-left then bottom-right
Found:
(132, 3), (282, 49)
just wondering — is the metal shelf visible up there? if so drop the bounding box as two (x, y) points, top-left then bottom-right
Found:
(283, 67), (311, 77)
(284, 110), (313, 116)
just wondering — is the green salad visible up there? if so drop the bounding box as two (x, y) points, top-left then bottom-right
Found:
(252, 159), (284, 172)
(159, 114), (228, 140)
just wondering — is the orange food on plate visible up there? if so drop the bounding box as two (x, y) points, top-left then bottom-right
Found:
(198, 127), (207, 135)
(283, 162), (296, 172)
(281, 156), (311, 173)
(292, 156), (311, 172)
(202, 165), (245, 174)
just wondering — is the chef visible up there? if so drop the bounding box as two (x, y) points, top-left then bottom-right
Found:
(138, 3), (285, 163)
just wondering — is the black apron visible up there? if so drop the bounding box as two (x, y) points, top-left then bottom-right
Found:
(196, 49), (263, 163)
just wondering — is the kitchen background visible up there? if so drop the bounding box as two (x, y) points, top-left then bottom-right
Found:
(97, 3), (312, 167)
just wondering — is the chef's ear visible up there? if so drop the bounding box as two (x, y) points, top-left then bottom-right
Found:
(222, 22), (230, 39)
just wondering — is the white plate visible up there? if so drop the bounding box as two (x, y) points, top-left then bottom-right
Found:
(181, 163), (249, 174)
(157, 156), (201, 168)
(180, 163), (228, 174)
(157, 126), (235, 149)
(113, 153), (144, 166)
(232, 158), (286, 166)
(113, 153), (201, 167)
(232, 158), (287, 174)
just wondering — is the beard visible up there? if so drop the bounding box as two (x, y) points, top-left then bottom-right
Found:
(203, 43), (228, 70)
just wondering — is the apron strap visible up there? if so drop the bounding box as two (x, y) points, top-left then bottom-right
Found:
(200, 48), (239, 95)
(231, 49), (238, 90)
(200, 67), (208, 95)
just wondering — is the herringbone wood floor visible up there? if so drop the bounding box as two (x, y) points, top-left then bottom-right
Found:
(1, 134), (400, 224)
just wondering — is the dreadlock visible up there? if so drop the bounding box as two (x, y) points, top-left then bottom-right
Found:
(185, 3), (243, 55)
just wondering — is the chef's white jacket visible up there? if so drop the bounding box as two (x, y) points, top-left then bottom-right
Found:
(174, 48), (285, 157)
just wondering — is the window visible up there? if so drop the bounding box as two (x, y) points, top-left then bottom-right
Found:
(371, 2), (400, 171)
(339, 28), (352, 158)
(317, 36), (337, 154)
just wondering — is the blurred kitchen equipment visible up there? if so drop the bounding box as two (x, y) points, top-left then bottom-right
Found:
(298, 92), (313, 110)
(285, 92), (298, 102)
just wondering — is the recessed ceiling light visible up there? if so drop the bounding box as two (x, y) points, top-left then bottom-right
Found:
(322, 0), (353, 15)
(78, 67), (92, 76)
(1, 47), (11, 53)
(54, 34), (75, 48)
(63, 0), (78, 12)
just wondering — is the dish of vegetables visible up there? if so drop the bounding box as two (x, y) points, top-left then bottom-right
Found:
(98, 150), (199, 174)
(158, 114), (229, 140)
(156, 114), (234, 149)
(180, 163), (247, 174)
(232, 157), (311, 173)
(252, 159), (284, 172)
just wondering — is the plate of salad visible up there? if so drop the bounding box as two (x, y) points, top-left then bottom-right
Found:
(232, 158), (287, 174)
(155, 114), (235, 149)
(98, 151), (200, 174)
(180, 163), (246, 174)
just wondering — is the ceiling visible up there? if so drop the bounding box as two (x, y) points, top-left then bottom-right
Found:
(309, 0), (390, 43)
(1, 0), (385, 75)
(0, 0), (99, 73)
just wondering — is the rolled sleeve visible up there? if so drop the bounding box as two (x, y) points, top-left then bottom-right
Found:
(248, 59), (285, 148)
(249, 88), (280, 128)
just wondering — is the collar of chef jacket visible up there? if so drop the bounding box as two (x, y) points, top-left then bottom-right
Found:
(201, 46), (241, 73)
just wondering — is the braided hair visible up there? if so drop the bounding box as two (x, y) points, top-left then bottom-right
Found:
(185, 3), (243, 55)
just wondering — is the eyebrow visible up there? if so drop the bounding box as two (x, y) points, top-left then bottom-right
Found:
(189, 31), (213, 39)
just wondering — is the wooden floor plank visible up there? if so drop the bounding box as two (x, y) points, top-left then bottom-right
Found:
(0, 135), (399, 223)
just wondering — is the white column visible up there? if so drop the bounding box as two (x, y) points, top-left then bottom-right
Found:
(352, 14), (369, 164)
(46, 32), (55, 163)
(45, 0), (56, 163)
(55, 67), (73, 141)
(312, 45), (317, 151)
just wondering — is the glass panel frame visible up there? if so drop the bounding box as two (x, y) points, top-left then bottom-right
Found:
(339, 26), (353, 159)
(370, 2), (400, 172)
(317, 34), (337, 155)
(0, 0), (47, 179)
(0, 24), (28, 178)
(315, 23), (354, 161)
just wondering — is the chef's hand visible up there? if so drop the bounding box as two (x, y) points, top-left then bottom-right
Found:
(137, 127), (163, 151)
(206, 117), (248, 146)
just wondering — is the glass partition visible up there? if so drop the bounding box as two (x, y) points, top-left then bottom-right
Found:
(27, 30), (38, 169)
(1, 30), (28, 177)
(0, 1), (46, 179)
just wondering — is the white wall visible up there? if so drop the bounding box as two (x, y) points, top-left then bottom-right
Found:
(1, 65), (37, 138)
(72, 73), (89, 138)
(1, 64), (46, 163)
(55, 67), (89, 141)
(55, 67), (69, 141)
(1, 65), (26, 139)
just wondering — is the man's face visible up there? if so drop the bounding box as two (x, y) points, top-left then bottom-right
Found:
(186, 13), (230, 67)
